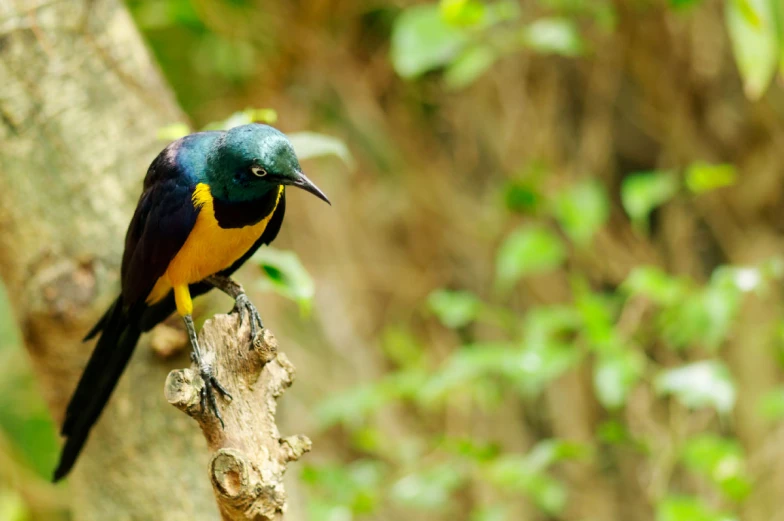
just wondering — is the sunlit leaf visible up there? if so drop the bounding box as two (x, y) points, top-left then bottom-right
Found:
(444, 45), (497, 89)
(486, 441), (583, 515)
(427, 289), (483, 328)
(202, 108), (278, 130)
(621, 170), (678, 230)
(726, 0), (778, 99)
(440, 0), (485, 26)
(655, 361), (736, 414)
(441, 437), (500, 462)
(417, 343), (517, 404)
(315, 382), (391, 428)
(685, 162), (737, 193)
(521, 18), (585, 56)
(552, 179), (610, 246)
(156, 122), (191, 141)
(302, 460), (387, 516)
(391, 4), (468, 78)
(0, 489), (29, 521)
(524, 439), (590, 471)
(289, 131), (355, 167)
(252, 248), (314, 314)
(656, 495), (737, 521)
(622, 266), (691, 306)
(681, 435), (751, 501)
(391, 464), (467, 510)
(495, 226), (566, 291)
(573, 285), (621, 352)
(593, 348), (645, 409)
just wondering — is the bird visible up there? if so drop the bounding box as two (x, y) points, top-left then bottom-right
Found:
(52, 123), (330, 482)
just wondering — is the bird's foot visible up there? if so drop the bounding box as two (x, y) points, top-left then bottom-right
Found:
(192, 353), (233, 428)
(233, 293), (264, 347)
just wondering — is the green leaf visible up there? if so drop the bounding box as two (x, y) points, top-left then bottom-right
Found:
(681, 435), (751, 501)
(685, 162), (737, 193)
(657, 284), (741, 351)
(521, 18), (585, 57)
(596, 419), (633, 445)
(441, 436), (500, 462)
(156, 122), (191, 141)
(622, 266), (691, 306)
(0, 489), (29, 521)
(444, 45), (497, 89)
(726, 0), (778, 99)
(302, 460), (387, 515)
(655, 361), (736, 414)
(486, 442), (584, 515)
(427, 289), (483, 328)
(668, 0), (705, 10)
(391, 464), (467, 510)
(315, 382), (391, 428)
(524, 439), (590, 471)
(417, 343), (517, 404)
(391, 4), (468, 78)
(495, 226), (566, 291)
(621, 170), (678, 230)
(656, 495), (737, 521)
(251, 248), (314, 314)
(552, 179), (610, 246)
(288, 131), (355, 168)
(593, 348), (645, 409)
(202, 108), (278, 130)
(440, 0), (486, 26)
(503, 180), (542, 214)
(573, 284), (621, 352)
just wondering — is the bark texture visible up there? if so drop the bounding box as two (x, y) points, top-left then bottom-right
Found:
(0, 0), (219, 518)
(166, 315), (311, 521)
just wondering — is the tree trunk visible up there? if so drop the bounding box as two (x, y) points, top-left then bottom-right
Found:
(0, 0), (221, 518)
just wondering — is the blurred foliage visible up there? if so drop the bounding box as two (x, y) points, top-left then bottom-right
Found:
(4, 0), (784, 520)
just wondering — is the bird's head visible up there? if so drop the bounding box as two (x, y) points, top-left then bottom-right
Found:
(204, 124), (330, 204)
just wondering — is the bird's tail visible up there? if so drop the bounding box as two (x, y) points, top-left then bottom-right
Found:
(53, 296), (142, 481)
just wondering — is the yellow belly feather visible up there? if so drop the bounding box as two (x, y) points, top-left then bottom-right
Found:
(146, 183), (283, 315)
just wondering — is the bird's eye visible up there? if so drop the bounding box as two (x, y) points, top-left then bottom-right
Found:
(251, 166), (268, 177)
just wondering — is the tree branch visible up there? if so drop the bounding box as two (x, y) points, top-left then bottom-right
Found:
(165, 313), (311, 521)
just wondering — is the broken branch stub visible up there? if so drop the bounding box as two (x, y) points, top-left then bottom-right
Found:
(165, 313), (311, 521)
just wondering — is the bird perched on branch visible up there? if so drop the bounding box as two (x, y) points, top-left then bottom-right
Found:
(53, 123), (330, 481)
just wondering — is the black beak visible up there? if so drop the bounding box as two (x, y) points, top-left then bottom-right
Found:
(290, 171), (331, 205)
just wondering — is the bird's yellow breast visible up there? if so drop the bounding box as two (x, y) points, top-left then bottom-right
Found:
(146, 183), (282, 305)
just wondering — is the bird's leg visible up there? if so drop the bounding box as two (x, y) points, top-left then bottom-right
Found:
(205, 274), (264, 345)
(183, 314), (232, 427)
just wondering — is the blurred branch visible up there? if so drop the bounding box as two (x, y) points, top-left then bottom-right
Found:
(166, 314), (311, 521)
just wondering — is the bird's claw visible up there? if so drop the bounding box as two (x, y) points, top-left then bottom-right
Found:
(233, 293), (264, 347)
(192, 355), (232, 428)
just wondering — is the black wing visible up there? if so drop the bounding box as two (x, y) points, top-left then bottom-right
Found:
(121, 158), (200, 308)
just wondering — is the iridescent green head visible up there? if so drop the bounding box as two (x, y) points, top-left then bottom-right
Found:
(204, 124), (329, 204)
